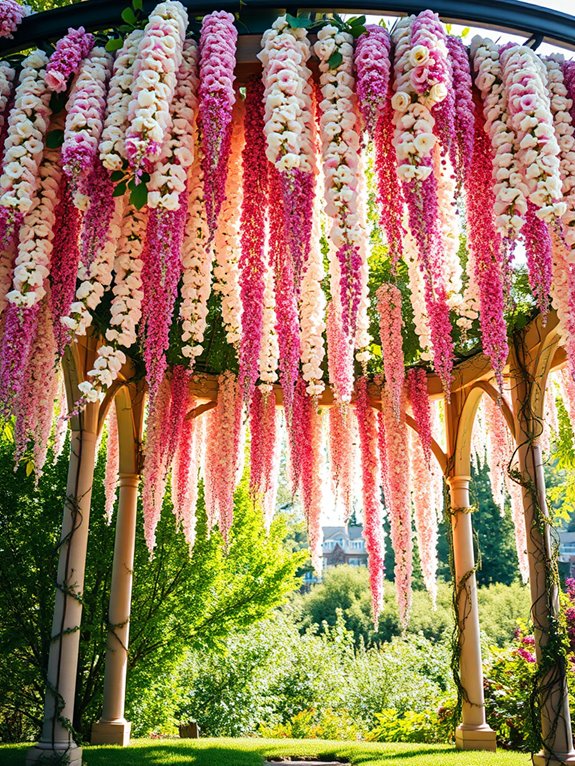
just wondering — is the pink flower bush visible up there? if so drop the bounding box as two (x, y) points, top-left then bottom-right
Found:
(239, 79), (268, 399)
(198, 10), (237, 234)
(406, 366), (432, 465)
(355, 377), (385, 625)
(376, 283), (405, 418)
(380, 384), (413, 628)
(46, 27), (95, 92)
(0, 0), (29, 39)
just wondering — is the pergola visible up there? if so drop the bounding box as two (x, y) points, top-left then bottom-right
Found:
(1, 1), (574, 766)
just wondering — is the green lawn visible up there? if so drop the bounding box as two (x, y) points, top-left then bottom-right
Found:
(0, 738), (531, 765)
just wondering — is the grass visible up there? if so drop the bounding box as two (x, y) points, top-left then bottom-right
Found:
(0, 738), (531, 766)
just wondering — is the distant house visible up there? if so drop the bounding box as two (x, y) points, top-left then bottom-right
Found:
(322, 525), (368, 570)
(559, 531), (575, 577)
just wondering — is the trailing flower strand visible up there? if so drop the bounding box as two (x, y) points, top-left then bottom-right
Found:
(0, 0), (29, 39)
(46, 27), (95, 93)
(376, 282), (405, 418)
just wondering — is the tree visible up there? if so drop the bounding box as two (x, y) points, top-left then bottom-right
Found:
(0, 432), (304, 741)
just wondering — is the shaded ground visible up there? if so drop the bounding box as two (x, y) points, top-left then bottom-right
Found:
(0, 738), (530, 765)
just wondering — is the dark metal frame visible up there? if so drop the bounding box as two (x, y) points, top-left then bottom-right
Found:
(1, 0), (575, 56)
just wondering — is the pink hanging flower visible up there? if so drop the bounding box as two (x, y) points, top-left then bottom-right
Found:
(239, 78), (268, 399)
(171, 399), (200, 549)
(140, 188), (188, 401)
(485, 395), (511, 512)
(269, 165), (300, 417)
(355, 25), (391, 136)
(13, 298), (58, 480)
(406, 367), (432, 465)
(0, 0), (29, 39)
(464, 91), (508, 389)
(505, 474), (529, 583)
(326, 301), (354, 404)
(198, 10), (237, 235)
(523, 201), (553, 318)
(329, 403), (356, 523)
(46, 27), (95, 92)
(299, 390), (324, 573)
(49, 176), (81, 354)
(376, 283), (405, 418)
(249, 386), (278, 504)
(142, 376), (172, 553)
(204, 371), (244, 543)
(408, 428), (438, 603)
(380, 384), (413, 628)
(564, 60), (575, 125)
(446, 36), (475, 187)
(104, 401), (119, 524)
(0, 302), (39, 415)
(375, 99), (405, 266)
(355, 377), (385, 625)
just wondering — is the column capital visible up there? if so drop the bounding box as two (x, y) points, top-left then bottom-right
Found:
(118, 473), (140, 488)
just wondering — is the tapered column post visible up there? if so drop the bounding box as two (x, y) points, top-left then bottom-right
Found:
(27, 417), (99, 766)
(449, 475), (497, 752)
(92, 473), (139, 745)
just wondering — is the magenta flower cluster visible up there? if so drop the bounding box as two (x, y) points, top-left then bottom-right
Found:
(0, 0), (28, 39)
(354, 24), (392, 138)
(46, 27), (95, 93)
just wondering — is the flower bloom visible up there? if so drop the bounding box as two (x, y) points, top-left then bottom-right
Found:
(0, 0), (29, 39)
(46, 27), (95, 93)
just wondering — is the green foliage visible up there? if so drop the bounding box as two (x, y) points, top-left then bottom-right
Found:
(368, 706), (453, 744)
(260, 707), (360, 740)
(0, 435), (303, 742)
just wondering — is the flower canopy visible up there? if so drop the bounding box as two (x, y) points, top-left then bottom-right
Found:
(0, 1), (573, 623)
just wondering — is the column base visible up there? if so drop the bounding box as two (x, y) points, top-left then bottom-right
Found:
(533, 750), (575, 766)
(455, 723), (497, 751)
(26, 742), (83, 766)
(91, 719), (131, 746)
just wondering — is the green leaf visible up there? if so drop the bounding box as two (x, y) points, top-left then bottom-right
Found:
(105, 37), (124, 52)
(132, 0), (143, 10)
(110, 170), (125, 182)
(113, 181), (127, 197)
(461, 26), (471, 38)
(130, 182), (148, 210)
(349, 15), (366, 26)
(328, 51), (343, 69)
(286, 12), (311, 29)
(121, 6), (137, 25)
(45, 129), (64, 149)
(350, 25), (365, 39)
(25, 460), (34, 477)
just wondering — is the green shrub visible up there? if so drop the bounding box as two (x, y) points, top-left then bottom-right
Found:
(260, 708), (360, 740)
(368, 706), (454, 744)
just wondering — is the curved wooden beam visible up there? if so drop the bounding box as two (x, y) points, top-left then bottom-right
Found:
(404, 413), (447, 475)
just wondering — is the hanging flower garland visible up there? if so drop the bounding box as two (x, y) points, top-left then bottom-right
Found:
(258, 251), (280, 393)
(142, 375), (172, 553)
(354, 152), (372, 368)
(0, 50), (52, 246)
(376, 282), (405, 418)
(125, 0), (188, 173)
(259, 15), (315, 288)
(204, 371), (243, 542)
(104, 401), (119, 523)
(46, 27), (95, 93)
(464, 90), (508, 389)
(355, 378), (385, 624)
(300, 190), (326, 398)
(99, 29), (144, 172)
(329, 403), (356, 523)
(445, 36), (475, 188)
(406, 366), (432, 465)
(0, 61), (14, 135)
(250, 386), (279, 520)
(408, 428), (438, 603)
(270, 165), (300, 416)
(315, 24), (365, 337)
(299, 392), (324, 573)
(485, 395), (511, 513)
(171, 394), (199, 549)
(263, 409), (283, 531)
(326, 299), (354, 404)
(380, 384), (413, 628)
(198, 10), (237, 234)
(471, 37), (528, 243)
(505, 472), (529, 584)
(82, 204), (146, 398)
(239, 78), (269, 398)
(180, 153), (213, 364)
(0, 0), (29, 39)
(13, 298), (59, 480)
(61, 47), (113, 208)
(403, 224), (433, 361)
(214, 99), (244, 349)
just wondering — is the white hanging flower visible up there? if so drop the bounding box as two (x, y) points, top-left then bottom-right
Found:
(60, 198), (124, 338)
(0, 50), (51, 215)
(180, 154), (214, 360)
(148, 38), (199, 210)
(471, 37), (528, 238)
(99, 29), (144, 171)
(6, 141), (61, 307)
(0, 61), (15, 135)
(125, 0), (188, 172)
